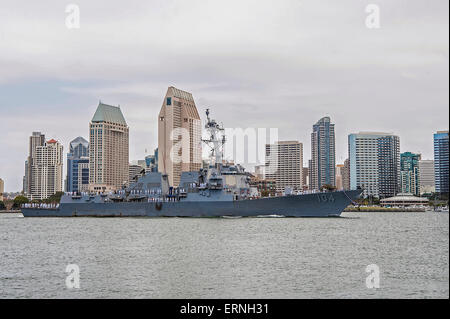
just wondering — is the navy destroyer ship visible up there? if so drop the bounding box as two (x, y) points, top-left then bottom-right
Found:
(21, 110), (361, 217)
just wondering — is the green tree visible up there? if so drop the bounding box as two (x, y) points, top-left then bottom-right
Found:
(43, 192), (64, 204)
(0, 201), (6, 210)
(13, 195), (29, 208)
(320, 184), (337, 192)
(261, 190), (269, 197)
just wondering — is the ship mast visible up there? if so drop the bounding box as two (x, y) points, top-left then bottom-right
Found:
(202, 109), (226, 166)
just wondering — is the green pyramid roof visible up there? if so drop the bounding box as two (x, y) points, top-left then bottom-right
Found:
(91, 102), (127, 126)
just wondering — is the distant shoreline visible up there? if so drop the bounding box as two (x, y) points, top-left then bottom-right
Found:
(344, 206), (427, 212)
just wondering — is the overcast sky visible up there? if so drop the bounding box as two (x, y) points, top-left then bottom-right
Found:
(0, 0), (448, 192)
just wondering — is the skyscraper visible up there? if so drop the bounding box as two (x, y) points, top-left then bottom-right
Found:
(302, 167), (309, 189)
(308, 159), (312, 190)
(311, 117), (335, 190)
(129, 163), (144, 183)
(23, 160), (28, 194)
(377, 135), (400, 198)
(158, 87), (202, 187)
(66, 137), (89, 193)
(342, 158), (350, 190)
(434, 130), (449, 195)
(89, 102), (129, 192)
(145, 148), (159, 173)
(400, 152), (421, 196)
(335, 164), (344, 190)
(30, 139), (63, 200)
(348, 132), (400, 198)
(24, 132), (45, 198)
(418, 159), (435, 195)
(0, 178), (4, 202)
(265, 141), (303, 192)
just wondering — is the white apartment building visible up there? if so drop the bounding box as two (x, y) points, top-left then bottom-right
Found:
(30, 139), (63, 200)
(418, 159), (435, 195)
(348, 132), (400, 198)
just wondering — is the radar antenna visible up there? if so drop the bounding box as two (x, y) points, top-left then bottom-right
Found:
(202, 109), (225, 166)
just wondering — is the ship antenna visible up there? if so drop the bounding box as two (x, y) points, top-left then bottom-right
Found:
(202, 108), (225, 166)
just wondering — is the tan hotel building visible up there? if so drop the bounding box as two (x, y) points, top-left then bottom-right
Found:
(89, 102), (129, 192)
(158, 87), (202, 187)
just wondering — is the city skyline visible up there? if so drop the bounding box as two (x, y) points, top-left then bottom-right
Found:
(0, 99), (447, 193)
(0, 0), (449, 192)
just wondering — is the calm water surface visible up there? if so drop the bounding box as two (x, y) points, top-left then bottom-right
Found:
(0, 212), (448, 298)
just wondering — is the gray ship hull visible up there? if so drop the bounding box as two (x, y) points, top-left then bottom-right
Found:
(21, 190), (361, 217)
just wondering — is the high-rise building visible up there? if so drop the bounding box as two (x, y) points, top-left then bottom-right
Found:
(308, 159), (312, 190)
(158, 86), (202, 187)
(0, 178), (4, 201)
(311, 117), (335, 190)
(349, 132), (400, 198)
(400, 152), (421, 196)
(23, 160), (28, 194)
(335, 164), (344, 190)
(89, 102), (129, 192)
(66, 137), (89, 193)
(342, 158), (350, 190)
(378, 135), (400, 198)
(265, 141), (303, 192)
(129, 164), (144, 183)
(24, 132), (45, 198)
(254, 165), (265, 179)
(30, 139), (63, 200)
(434, 131), (449, 195)
(418, 159), (435, 195)
(145, 148), (159, 173)
(135, 160), (147, 169)
(302, 167), (309, 189)
(349, 133), (381, 198)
